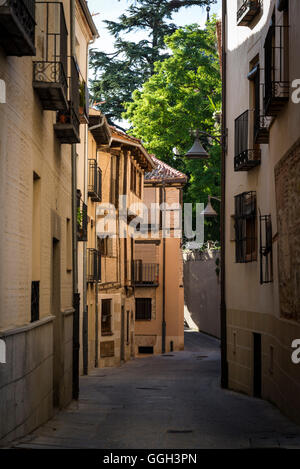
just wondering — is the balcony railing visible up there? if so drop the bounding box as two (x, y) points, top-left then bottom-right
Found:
(0, 0), (36, 56)
(234, 110), (261, 171)
(33, 2), (68, 111)
(54, 56), (80, 144)
(132, 261), (159, 287)
(264, 25), (289, 116)
(88, 159), (102, 202)
(237, 0), (261, 26)
(77, 193), (87, 242)
(79, 79), (89, 124)
(87, 249), (101, 283)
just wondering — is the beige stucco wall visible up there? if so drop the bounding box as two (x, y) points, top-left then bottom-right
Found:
(0, 0), (94, 442)
(225, 0), (300, 422)
(183, 250), (221, 338)
(135, 185), (185, 355)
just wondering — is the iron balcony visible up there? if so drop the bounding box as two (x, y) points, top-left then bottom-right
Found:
(132, 261), (159, 287)
(237, 0), (261, 26)
(0, 0), (36, 56)
(33, 2), (68, 111)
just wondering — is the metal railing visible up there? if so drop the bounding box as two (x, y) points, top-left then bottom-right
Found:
(76, 194), (87, 242)
(33, 2), (68, 109)
(88, 159), (102, 202)
(237, 0), (261, 25)
(264, 25), (289, 116)
(234, 110), (261, 171)
(132, 261), (159, 286)
(0, 0), (36, 55)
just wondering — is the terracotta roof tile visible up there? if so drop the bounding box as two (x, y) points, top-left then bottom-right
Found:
(145, 155), (188, 184)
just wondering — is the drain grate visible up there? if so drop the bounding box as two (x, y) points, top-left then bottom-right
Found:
(167, 430), (194, 434)
(161, 354), (174, 357)
(136, 387), (163, 391)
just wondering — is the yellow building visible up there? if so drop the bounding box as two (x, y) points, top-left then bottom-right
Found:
(223, 0), (300, 422)
(0, 0), (97, 443)
(134, 155), (187, 355)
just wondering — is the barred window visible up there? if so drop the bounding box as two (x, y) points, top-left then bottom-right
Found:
(259, 214), (273, 284)
(234, 191), (257, 263)
(135, 298), (152, 321)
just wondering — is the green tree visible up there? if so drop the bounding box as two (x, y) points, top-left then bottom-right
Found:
(89, 0), (216, 124)
(124, 20), (221, 241)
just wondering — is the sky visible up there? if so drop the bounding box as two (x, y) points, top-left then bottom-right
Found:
(86, 0), (222, 54)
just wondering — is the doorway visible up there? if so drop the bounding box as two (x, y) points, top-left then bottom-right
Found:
(52, 238), (62, 407)
(120, 305), (125, 362)
(253, 332), (262, 398)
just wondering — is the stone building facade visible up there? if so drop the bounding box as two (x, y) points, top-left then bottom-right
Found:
(134, 155), (187, 356)
(224, 0), (300, 422)
(0, 0), (97, 443)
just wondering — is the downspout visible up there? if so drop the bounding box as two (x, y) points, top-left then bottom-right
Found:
(162, 183), (166, 354)
(71, 0), (80, 400)
(220, 0), (228, 389)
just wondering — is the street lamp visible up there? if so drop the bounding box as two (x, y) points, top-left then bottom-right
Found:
(201, 195), (221, 217)
(184, 129), (227, 160)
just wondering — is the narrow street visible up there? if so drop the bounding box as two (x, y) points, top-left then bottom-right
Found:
(12, 332), (300, 449)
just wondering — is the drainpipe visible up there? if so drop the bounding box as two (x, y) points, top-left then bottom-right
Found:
(70, 0), (80, 400)
(162, 183), (166, 354)
(220, 0), (228, 389)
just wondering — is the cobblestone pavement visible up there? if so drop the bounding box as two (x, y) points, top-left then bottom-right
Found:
(12, 331), (300, 449)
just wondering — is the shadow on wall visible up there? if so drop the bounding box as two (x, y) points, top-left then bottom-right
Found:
(183, 249), (220, 339)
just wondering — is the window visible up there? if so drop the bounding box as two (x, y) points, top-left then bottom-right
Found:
(234, 192), (257, 263)
(264, 12), (289, 116)
(138, 346), (153, 354)
(98, 237), (114, 257)
(126, 311), (130, 345)
(101, 299), (112, 335)
(237, 0), (261, 26)
(31, 281), (40, 323)
(66, 218), (72, 272)
(248, 60), (271, 145)
(234, 111), (261, 171)
(130, 162), (142, 197)
(259, 214), (273, 284)
(135, 298), (152, 320)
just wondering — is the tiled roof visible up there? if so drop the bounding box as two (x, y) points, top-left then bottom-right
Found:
(145, 155), (188, 184)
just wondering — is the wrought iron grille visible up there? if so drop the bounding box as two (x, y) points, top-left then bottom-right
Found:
(33, 2), (68, 110)
(135, 298), (152, 321)
(132, 261), (159, 286)
(88, 159), (102, 201)
(259, 214), (273, 284)
(87, 249), (101, 283)
(237, 0), (262, 26)
(234, 111), (261, 171)
(0, 0), (36, 56)
(31, 280), (40, 322)
(76, 193), (87, 242)
(264, 25), (289, 116)
(234, 191), (257, 263)
(251, 65), (272, 144)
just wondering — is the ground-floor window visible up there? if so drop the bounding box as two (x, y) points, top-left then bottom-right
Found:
(135, 298), (152, 321)
(101, 299), (112, 335)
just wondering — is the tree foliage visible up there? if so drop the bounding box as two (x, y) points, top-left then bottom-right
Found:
(124, 20), (221, 241)
(89, 0), (216, 124)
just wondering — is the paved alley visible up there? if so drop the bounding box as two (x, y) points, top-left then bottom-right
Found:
(12, 332), (300, 449)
